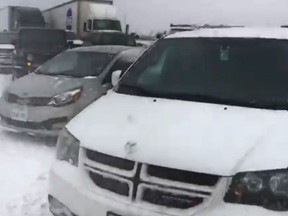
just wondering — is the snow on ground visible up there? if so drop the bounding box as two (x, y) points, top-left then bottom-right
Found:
(0, 75), (55, 216)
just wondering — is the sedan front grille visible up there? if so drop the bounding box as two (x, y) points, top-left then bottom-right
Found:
(1, 116), (68, 130)
(7, 93), (51, 106)
(84, 149), (220, 211)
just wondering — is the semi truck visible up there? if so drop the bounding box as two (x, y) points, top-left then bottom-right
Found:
(42, 0), (122, 38)
(0, 6), (45, 32)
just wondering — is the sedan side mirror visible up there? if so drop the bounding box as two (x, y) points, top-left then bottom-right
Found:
(111, 70), (122, 87)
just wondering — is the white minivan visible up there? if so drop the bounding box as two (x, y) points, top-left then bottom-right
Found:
(48, 27), (288, 216)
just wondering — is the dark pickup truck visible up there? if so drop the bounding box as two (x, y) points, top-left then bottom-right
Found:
(12, 28), (68, 80)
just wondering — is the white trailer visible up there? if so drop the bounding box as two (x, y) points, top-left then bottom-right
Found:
(0, 6), (45, 32)
(43, 0), (121, 38)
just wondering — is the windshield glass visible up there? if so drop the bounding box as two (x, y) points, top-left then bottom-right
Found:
(93, 19), (122, 31)
(37, 51), (114, 77)
(88, 33), (136, 46)
(19, 29), (66, 47)
(65, 31), (79, 41)
(0, 33), (16, 44)
(118, 38), (288, 110)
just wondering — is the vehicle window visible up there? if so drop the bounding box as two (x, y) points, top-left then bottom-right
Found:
(0, 33), (16, 44)
(103, 58), (134, 84)
(93, 19), (122, 31)
(37, 51), (115, 77)
(65, 32), (78, 41)
(19, 29), (66, 47)
(118, 38), (288, 110)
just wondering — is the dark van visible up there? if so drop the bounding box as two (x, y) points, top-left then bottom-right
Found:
(12, 28), (67, 80)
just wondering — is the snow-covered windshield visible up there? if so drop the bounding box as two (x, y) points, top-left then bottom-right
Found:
(0, 32), (16, 44)
(37, 51), (114, 77)
(118, 38), (288, 110)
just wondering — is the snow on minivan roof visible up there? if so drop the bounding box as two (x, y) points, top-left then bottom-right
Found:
(166, 27), (288, 40)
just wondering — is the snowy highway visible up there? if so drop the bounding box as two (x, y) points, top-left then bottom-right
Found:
(0, 75), (54, 216)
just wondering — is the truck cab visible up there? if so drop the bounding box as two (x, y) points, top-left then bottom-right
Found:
(12, 28), (68, 80)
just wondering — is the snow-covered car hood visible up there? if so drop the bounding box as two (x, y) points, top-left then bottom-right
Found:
(0, 44), (15, 50)
(7, 74), (83, 98)
(68, 92), (288, 176)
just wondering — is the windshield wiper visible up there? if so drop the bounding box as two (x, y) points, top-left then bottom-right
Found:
(118, 84), (233, 104)
(118, 84), (288, 109)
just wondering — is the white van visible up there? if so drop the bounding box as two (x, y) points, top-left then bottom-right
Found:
(48, 27), (288, 216)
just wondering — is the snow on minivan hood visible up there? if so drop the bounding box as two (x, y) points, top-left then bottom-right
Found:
(68, 92), (288, 176)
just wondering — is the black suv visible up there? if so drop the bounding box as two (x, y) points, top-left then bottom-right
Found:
(12, 28), (68, 80)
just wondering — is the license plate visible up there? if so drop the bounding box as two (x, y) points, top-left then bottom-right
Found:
(107, 212), (123, 216)
(11, 106), (28, 121)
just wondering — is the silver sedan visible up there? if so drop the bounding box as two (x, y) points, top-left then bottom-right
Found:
(0, 45), (144, 136)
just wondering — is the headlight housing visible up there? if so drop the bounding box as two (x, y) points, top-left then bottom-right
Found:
(27, 54), (34, 61)
(56, 128), (80, 166)
(49, 88), (82, 107)
(224, 170), (288, 211)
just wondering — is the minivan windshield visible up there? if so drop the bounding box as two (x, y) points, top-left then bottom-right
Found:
(36, 51), (114, 77)
(19, 29), (66, 47)
(118, 38), (288, 110)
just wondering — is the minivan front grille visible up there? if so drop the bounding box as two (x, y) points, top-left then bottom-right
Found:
(86, 150), (135, 171)
(84, 149), (220, 211)
(142, 188), (204, 209)
(89, 171), (130, 196)
(147, 165), (219, 186)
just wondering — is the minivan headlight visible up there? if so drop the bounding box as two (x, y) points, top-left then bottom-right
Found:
(56, 128), (80, 166)
(224, 170), (288, 211)
(49, 88), (82, 107)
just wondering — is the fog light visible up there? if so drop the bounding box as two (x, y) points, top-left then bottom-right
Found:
(48, 195), (75, 216)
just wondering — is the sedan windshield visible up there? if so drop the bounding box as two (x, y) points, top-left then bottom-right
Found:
(118, 38), (288, 110)
(37, 51), (114, 77)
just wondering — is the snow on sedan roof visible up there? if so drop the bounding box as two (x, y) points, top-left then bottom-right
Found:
(166, 27), (288, 40)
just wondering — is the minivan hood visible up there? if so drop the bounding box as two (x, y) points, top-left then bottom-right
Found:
(7, 74), (82, 97)
(68, 92), (288, 176)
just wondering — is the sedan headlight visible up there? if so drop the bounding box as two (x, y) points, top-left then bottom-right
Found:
(49, 88), (82, 107)
(56, 128), (80, 166)
(224, 170), (288, 211)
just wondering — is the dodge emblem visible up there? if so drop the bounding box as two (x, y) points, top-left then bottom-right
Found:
(125, 142), (137, 154)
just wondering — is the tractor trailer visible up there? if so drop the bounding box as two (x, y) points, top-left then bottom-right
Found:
(0, 6), (45, 32)
(42, 0), (122, 38)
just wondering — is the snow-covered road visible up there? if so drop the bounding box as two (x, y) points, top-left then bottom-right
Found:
(0, 75), (54, 216)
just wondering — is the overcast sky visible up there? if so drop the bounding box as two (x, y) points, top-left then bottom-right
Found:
(1, 0), (288, 34)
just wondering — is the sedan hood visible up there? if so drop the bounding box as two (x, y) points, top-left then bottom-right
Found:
(68, 92), (288, 176)
(7, 74), (82, 97)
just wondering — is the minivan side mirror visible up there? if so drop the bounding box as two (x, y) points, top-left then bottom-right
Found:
(111, 70), (122, 87)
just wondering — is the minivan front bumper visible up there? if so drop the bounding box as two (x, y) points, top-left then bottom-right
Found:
(49, 161), (284, 216)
